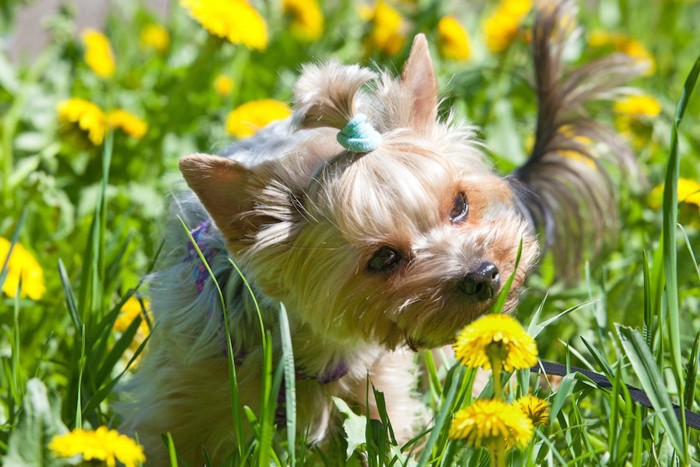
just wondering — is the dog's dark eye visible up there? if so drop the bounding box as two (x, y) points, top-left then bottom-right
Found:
(367, 247), (402, 273)
(449, 192), (469, 224)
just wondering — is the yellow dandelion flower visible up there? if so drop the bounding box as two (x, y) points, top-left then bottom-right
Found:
(515, 395), (550, 426)
(364, 1), (405, 56)
(57, 98), (107, 146)
(650, 178), (700, 210)
(453, 314), (538, 372)
(449, 399), (534, 449)
(140, 24), (170, 52)
(357, 4), (373, 21)
(107, 109), (148, 139)
(613, 95), (661, 118)
(181, 0), (268, 51)
(677, 179), (700, 207)
(588, 30), (655, 75)
(283, 0), (324, 41)
(587, 30), (615, 48)
(483, 0), (532, 53)
(0, 237), (45, 300)
(49, 426), (145, 467)
(82, 28), (115, 78)
(437, 16), (471, 61)
(115, 296), (151, 364)
(214, 74), (235, 97)
(617, 37), (655, 75)
(555, 126), (596, 168)
(613, 95), (660, 148)
(226, 99), (292, 138)
(114, 296), (150, 333)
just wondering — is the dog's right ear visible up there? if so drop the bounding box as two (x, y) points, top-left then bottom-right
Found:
(402, 34), (438, 133)
(180, 153), (266, 246)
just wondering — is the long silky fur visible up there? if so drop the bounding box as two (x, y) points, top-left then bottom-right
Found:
(511, 0), (645, 280)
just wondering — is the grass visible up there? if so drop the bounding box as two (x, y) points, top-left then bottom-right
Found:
(1, 0), (700, 465)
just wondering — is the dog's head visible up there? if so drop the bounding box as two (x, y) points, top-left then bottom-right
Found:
(180, 35), (539, 349)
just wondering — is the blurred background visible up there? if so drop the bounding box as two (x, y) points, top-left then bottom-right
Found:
(7, 1), (168, 61)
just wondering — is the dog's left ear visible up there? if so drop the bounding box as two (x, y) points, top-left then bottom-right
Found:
(402, 34), (438, 132)
(179, 153), (271, 248)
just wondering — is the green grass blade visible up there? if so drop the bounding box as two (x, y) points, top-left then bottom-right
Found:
(77, 133), (113, 330)
(371, 383), (396, 445)
(57, 259), (81, 330)
(91, 291), (138, 359)
(258, 329), (276, 467)
(7, 282), (23, 414)
(632, 404), (643, 467)
(416, 365), (465, 467)
(74, 324), (86, 429)
(683, 332), (699, 410)
(678, 224), (700, 281)
(525, 293), (547, 335)
(0, 208), (26, 292)
(227, 258), (266, 347)
(607, 364), (622, 458)
(549, 372), (576, 423)
(491, 238), (522, 314)
(278, 303), (297, 466)
(528, 301), (593, 339)
(94, 315), (142, 386)
(615, 324), (685, 457)
(649, 239), (665, 367)
(81, 336), (150, 417)
(579, 337), (615, 380)
(163, 432), (179, 467)
(642, 250), (653, 350)
(661, 53), (699, 461)
(422, 350), (443, 402)
(178, 217), (245, 458)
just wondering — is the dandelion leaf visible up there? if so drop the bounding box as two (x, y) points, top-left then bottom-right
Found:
(5, 378), (69, 466)
(332, 396), (367, 459)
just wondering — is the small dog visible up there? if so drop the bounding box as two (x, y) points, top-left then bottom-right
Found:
(119, 2), (640, 464)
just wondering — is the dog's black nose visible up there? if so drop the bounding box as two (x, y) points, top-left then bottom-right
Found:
(460, 262), (500, 301)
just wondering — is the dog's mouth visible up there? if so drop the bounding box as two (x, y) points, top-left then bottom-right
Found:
(395, 281), (524, 351)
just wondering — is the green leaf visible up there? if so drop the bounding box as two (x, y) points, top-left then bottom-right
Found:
(416, 365), (465, 467)
(528, 301), (592, 339)
(5, 379), (69, 467)
(278, 303), (297, 466)
(333, 396), (367, 459)
(0, 209), (26, 293)
(580, 337), (615, 380)
(549, 372), (576, 423)
(162, 432), (179, 467)
(683, 331), (700, 410)
(491, 239), (522, 314)
(615, 324), (685, 457)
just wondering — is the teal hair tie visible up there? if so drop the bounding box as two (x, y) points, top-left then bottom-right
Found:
(336, 113), (381, 153)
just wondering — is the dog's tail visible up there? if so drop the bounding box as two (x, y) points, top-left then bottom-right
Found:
(510, 0), (646, 280)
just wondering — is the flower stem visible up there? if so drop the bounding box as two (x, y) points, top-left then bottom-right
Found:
(494, 437), (507, 467)
(487, 344), (504, 400)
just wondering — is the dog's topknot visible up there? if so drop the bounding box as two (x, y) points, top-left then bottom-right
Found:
(293, 61), (377, 132)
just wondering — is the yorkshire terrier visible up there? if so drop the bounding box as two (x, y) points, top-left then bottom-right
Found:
(119, 1), (641, 464)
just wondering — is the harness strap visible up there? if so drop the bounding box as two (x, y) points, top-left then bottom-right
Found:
(186, 221), (214, 293)
(533, 360), (700, 430)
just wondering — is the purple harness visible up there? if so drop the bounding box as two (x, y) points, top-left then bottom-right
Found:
(186, 221), (214, 293)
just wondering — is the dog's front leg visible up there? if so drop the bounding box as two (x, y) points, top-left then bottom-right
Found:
(357, 348), (427, 444)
